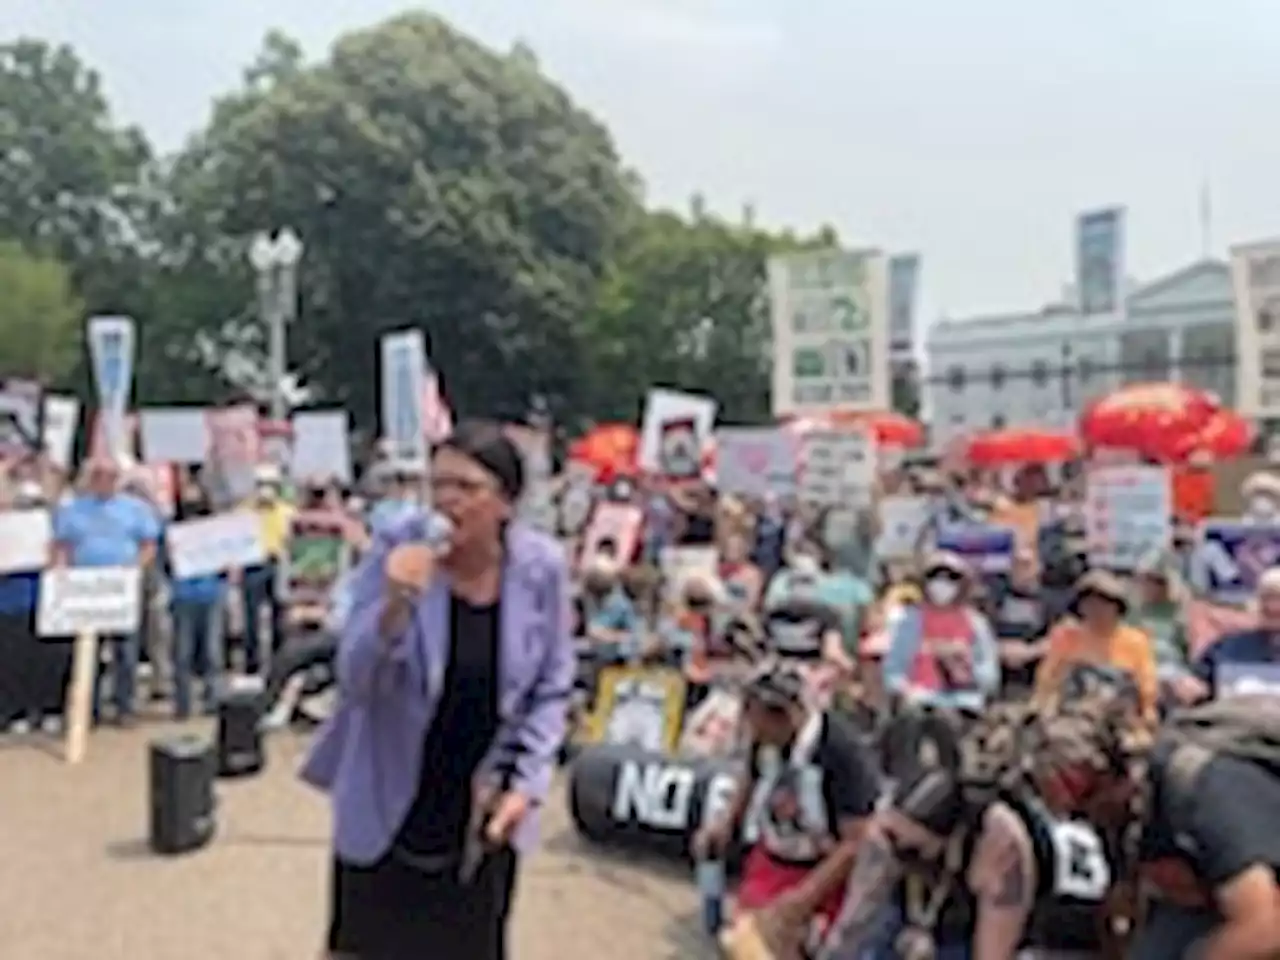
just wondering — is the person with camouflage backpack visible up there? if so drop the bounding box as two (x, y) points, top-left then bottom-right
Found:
(1022, 689), (1280, 959)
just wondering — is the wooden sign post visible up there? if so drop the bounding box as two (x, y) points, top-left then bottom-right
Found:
(63, 629), (100, 765)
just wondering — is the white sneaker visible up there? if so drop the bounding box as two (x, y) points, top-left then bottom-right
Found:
(8, 719), (31, 735)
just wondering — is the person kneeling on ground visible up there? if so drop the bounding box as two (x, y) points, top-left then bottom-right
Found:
(693, 663), (879, 959)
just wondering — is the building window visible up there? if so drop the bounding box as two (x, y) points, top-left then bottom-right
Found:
(1031, 360), (1049, 386)
(950, 412), (965, 425)
(947, 365), (966, 392)
(990, 364), (1006, 389)
(1078, 357), (1094, 383)
(1142, 350), (1163, 379)
(990, 413), (1006, 429)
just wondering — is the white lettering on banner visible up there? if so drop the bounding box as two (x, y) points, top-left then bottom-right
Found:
(0, 509), (51, 574)
(700, 772), (739, 828)
(611, 761), (696, 831)
(166, 511), (267, 580)
(37, 567), (142, 637)
(1217, 663), (1280, 698)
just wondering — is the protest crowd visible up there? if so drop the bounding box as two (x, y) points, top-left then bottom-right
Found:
(3, 307), (1280, 960)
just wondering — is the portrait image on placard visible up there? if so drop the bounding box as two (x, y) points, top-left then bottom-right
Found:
(285, 511), (351, 606)
(579, 502), (643, 568)
(580, 665), (686, 754)
(658, 415), (700, 479)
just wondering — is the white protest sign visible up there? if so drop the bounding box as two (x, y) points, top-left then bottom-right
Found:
(166, 511), (266, 579)
(291, 410), (352, 483)
(0, 509), (51, 573)
(714, 427), (797, 499)
(87, 315), (136, 462)
(41, 394), (79, 470)
(140, 407), (209, 463)
(768, 249), (890, 416)
(875, 495), (931, 559)
(639, 389), (718, 479)
(799, 429), (877, 507)
(38, 566), (141, 637)
(659, 545), (720, 600)
(380, 330), (428, 469)
(1085, 464), (1171, 570)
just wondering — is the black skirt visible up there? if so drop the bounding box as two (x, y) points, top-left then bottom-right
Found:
(328, 847), (517, 960)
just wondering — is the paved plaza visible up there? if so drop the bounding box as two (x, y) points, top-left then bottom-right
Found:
(0, 723), (708, 959)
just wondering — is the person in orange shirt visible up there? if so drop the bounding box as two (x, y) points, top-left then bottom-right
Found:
(1033, 569), (1159, 722)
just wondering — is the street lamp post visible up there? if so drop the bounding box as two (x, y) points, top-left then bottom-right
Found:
(248, 228), (304, 421)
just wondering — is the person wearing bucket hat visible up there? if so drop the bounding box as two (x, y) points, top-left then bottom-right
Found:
(1033, 570), (1158, 721)
(882, 552), (1000, 712)
(694, 660), (879, 959)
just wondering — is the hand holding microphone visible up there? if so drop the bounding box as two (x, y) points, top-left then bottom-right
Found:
(380, 512), (453, 638)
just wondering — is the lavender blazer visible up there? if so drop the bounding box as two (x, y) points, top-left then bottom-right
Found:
(300, 515), (574, 865)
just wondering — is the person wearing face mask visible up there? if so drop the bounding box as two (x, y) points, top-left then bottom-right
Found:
(720, 530), (765, 610)
(680, 572), (734, 692)
(368, 464), (425, 536)
(238, 464), (294, 675)
(882, 553), (999, 712)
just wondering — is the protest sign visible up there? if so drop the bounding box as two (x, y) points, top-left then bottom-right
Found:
(639, 389), (717, 480)
(875, 495), (931, 559)
(935, 523), (1016, 574)
(284, 510), (351, 606)
(41, 394), (79, 470)
(1217, 662), (1280, 698)
(714, 427), (797, 499)
(0, 509), (51, 573)
(291, 410), (352, 483)
(659, 546), (720, 601)
(799, 428), (876, 507)
(166, 511), (266, 580)
(140, 407), (209, 463)
(580, 503), (643, 568)
(1085, 464), (1171, 570)
(37, 567), (141, 637)
(1195, 519), (1280, 602)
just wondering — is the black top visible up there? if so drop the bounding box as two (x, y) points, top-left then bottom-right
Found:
(746, 712), (878, 867)
(395, 594), (502, 858)
(763, 598), (842, 661)
(1141, 737), (1280, 897)
(679, 511), (715, 545)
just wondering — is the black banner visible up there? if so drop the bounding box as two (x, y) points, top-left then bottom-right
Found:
(567, 743), (743, 857)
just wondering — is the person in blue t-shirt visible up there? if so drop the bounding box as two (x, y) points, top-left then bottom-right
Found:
(0, 481), (66, 730)
(168, 483), (227, 718)
(51, 458), (160, 724)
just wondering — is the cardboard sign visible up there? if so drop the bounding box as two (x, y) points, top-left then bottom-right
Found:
(1085, 464), (1171, 570)
(166, 511), (266, 579)
(0, 509), (51, 573)
(37, 566), (141, 637)
(935, 523), (1016, 574)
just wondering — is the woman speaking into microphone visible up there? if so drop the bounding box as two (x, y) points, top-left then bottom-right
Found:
(302, 421), (574, 960)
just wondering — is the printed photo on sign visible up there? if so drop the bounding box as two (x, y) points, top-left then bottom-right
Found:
(714, 427), (797, 499)
(580, 502), (643, 568)
(581, 665), (686, 754)
(284, 511), (352, 606)
(658, 416), (701, 479)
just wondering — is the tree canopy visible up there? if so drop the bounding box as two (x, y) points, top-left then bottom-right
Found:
(0, 14), (889, 430)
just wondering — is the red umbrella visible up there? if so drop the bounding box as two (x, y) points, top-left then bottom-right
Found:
(568, 423), (638, 481)
(1167, 409), (1254, 462)
(965, 428), (1080, 465)
(1079, 383), (1220, 452)
(786, 410), (924, 447)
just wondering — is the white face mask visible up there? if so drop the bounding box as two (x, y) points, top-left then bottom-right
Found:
(924, 577), (961, 606)
(1249, 495), (1278, 518)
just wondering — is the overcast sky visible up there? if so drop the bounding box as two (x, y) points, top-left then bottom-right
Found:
(4, 0), (1279, 321)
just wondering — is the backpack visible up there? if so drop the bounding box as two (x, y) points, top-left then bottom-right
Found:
(1162, 694), (1280, 796)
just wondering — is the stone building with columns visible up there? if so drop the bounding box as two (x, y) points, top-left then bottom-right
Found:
(923, 259), (1235, 448)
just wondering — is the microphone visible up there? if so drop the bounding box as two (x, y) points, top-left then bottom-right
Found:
(423, 511), (454, 551)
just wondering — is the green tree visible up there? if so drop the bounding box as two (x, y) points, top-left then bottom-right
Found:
(0, 241), (82, 382)
(0, 39), (155, 311)
(162, 14), (638, 424)
(585, 205), (839, 426)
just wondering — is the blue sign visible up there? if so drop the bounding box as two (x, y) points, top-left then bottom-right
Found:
(935, 523), (1016, 575)
(1217, 661), (1280, 698)
(1196, 520), (1280, 601)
